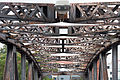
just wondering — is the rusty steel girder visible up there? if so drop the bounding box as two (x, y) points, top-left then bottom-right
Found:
(0, 22), (120, 73)
(0, 2), (120, 23)
(0, 2), (120, 73)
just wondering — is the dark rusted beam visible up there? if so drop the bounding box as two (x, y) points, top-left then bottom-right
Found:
(99, 53), (108, 80)
(98, 59), (101, 80)
(93, 60), (97, 80)
(34, 65), (39, 80)
(112, 44), (118, 80)
(15, 50), (19, 80)
(88, 68), (92, 80)
(69, 4), (76, 22)
(47, 5), (55, 22)
(3, 44), (18, 80)
(21, 53), (26, 80)
(28, 61), (33, 80)
(97, 60), (100, 80)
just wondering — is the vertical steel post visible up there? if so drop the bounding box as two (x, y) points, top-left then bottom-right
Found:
(98, 60), (101, 80)
(69, 4), (76, 22)
(14, 49), (19, 80)
(68, 26), (72, 34)
(3, 44), (18, 80)
(21, 53), (26, 80)
(88, 68), (92, 80)
(47, 5), (55, 22)
(93, 60), (97, 80)
(84, 73), (89, 80)
(112, 44), (118, 80)
(28, 61), (33, 80)
(34, 65), (38, 80)
(55, 27), (59, 34)
(98, 58), (101, 80)
(100, 53), (108, 80)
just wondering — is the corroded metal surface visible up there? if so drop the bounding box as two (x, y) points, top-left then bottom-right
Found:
(0, 2), (120, 23)
(0, 2), (120, 75)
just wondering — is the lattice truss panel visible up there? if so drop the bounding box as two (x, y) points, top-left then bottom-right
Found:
(0, 2), (120, 23)
(0, 2), (120, 73)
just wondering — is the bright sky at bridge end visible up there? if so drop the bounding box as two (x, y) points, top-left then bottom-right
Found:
(0, 0), (119, 3)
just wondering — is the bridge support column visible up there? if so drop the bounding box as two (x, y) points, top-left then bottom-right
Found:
(99, 53), (108, 80)
(88, 68), (92, 80)
(34, 65), (38, 80)
(93, 60), (97, 80)
(21, 53), (26, 80)
(112, 44), (118, 80)
(3, 44), (18, 80)
(28, 61), (33, 80)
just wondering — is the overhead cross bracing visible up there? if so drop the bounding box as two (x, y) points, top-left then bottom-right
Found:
(0, 1), (120, 80)
(0, 21), (120, 72)
(0, 2), (120, 23)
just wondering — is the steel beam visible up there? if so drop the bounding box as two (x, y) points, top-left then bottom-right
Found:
(100, 53), (108, 80)
(3, 44), (18, 80)
(34, 66), (39, 80)
(69, 4), (76, 22)
(47, 5), (55, 22)
(93, 60), (97, 80)
(14, 50), (19, 80)
(112, 44), (118, 80)
(28, 61), (33, 80)
(88, 68), (92, 80)
(21, 53), (26, 80)
(97, 60), (100, 80)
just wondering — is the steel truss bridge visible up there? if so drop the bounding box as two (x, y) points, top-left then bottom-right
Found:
(0, 2), (120, 80)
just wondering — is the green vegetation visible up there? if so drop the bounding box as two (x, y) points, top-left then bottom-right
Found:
(0, 45), (7, 80)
